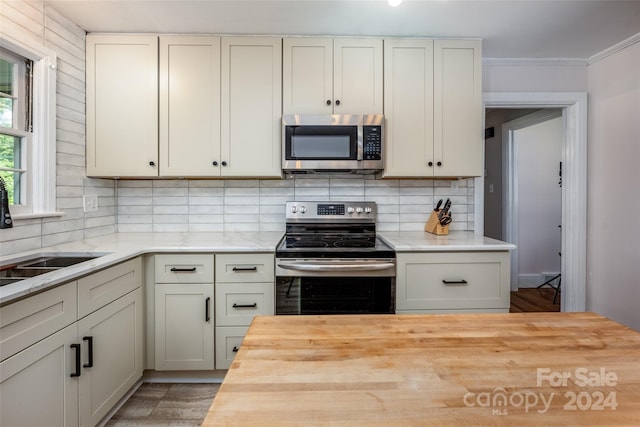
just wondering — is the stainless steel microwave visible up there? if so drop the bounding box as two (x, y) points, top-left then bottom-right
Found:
(282, 114), (384, 173)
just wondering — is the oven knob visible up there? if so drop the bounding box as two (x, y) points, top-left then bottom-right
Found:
(300, 206), (307, 214)
(347, 207), (355, 214)
(356, 207), (364, 214)
(291, 205), (297, 213)
(364, 207), (372, 214)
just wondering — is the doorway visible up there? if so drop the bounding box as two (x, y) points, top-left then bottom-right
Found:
(479, 92), (588, 313)
(485, 109), (563, 311)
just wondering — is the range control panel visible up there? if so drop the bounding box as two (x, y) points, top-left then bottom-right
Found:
(286, 201), (376, 222)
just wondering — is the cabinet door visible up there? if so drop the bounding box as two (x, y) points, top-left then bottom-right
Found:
(282, 38), (333, 115)
(77, 288), (143, 427)
(86, 35), (158, 177)
(333, 38), (383, 115)
(221, 37), (282, 178)
(0, 324), (78, 427)
(155, 284), (214, 370)
(383, 39), (435, 177)
(434, 39), (483, 177)
(160, 36), (222, 177)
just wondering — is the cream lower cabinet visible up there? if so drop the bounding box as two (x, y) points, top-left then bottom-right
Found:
(77, 287), (143, 427)
(395, 251), (510, 313)
(215, 253), (274, 369)
(154, 254), (215, 370)
(0, 258), (143, 427)
(1, 323), (79, 427)
(383, 38), (482, 178)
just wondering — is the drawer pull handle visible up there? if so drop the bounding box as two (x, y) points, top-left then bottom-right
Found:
(70, 343), (81, 377)
(170, 267), (197, 272)
(442, 279), (468, 285)
(233, 303), (257, 309)
(205, 297), (211, 322)
(232, 346), (239, 353)
(232, 266), (258, 272)
(83, 336), (94, 368)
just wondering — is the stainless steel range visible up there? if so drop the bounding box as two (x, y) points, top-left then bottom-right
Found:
(275, 201), (396, 315)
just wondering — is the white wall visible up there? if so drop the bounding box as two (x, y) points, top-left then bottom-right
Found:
(0, 0), (115, 256)
(587, 41), (640, 330)
(483, 62), (588, 93)
(483, 108), (540, 240)
(515, 116), (562, 286)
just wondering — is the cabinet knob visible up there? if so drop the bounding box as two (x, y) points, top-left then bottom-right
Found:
(335, 99), (341, 106)
(428, 161), (433, 167)
(212, 161), (218, 166)
(437, 161), (442, 167)
(149, 161), (155, 166)
(326, 99), (332, 106)
(221, 161), (227, 166)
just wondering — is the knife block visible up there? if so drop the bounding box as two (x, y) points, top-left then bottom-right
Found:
(424, 210), (450, 235)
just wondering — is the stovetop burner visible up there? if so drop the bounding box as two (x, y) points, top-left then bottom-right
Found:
(277, 201), (395, 259)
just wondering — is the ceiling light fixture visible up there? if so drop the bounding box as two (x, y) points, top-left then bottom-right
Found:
(388, 0), (402, 7)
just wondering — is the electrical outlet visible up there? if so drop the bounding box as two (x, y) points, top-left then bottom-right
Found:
(83, 195), (98, 213)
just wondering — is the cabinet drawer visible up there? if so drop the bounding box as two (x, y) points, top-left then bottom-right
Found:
(155, 254), (214, 283)
(396, 252), (510, 311)
(0, 282), (77, 361)
(215, 326), (248, 370)
(78, 257), (143, 318)
(215, 253), (274, 283)
(215, 283), (274, 326)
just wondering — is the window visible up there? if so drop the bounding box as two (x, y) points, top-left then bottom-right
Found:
(0, 47), (33, 210)
(0, 35), (57, 218)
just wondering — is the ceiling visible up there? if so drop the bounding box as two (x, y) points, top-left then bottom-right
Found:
(44, 0), (640, 59)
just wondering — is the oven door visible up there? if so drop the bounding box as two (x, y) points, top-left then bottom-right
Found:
(275, 259), (396, 315)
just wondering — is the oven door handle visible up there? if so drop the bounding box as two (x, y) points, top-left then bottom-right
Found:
(277, 261), (395, 272)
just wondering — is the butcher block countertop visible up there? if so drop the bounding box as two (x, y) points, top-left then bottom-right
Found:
(203, 312), (640, 426)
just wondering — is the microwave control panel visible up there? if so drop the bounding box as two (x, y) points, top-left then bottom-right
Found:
(363, 126), (382, 160)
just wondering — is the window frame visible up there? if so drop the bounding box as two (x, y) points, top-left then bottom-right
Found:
(1, 32), (58, 218)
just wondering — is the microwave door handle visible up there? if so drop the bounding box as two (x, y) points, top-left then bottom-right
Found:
(277, 261), (395, 272)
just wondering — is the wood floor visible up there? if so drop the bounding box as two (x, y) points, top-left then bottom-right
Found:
(104, 383), (219, 426)
(510, 287), (561, 312)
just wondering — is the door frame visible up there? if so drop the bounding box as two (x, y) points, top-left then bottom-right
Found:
(478, 92), (587, 312)
(502, 109), (563, 292)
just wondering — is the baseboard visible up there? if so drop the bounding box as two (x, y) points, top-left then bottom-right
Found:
(142, 369), (227, 383)
(518, 272), (560, 288)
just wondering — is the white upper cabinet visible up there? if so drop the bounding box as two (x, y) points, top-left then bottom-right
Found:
(434, 39), (483, 177)
(86, 35), (158, 177)
(383, 39), (435, 177)
(383, 39), (482, 178)
(221, 37), (283, 178)
(283, 37), (383, 115)
(159, 36), (221, 177)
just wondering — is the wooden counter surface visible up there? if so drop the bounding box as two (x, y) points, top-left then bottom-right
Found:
(203, 313), (640, 426)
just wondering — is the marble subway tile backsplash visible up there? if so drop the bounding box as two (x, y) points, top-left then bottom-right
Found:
(116, 175), (475, 233)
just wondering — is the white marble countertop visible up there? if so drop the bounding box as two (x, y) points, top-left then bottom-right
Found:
(1, 231), (514, 305)
(378, 231), (517, 252)
(0, 232), (283, 305)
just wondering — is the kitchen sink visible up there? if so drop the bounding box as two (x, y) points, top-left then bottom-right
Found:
(17, 256), (98, 268)
(0, 254), (102, 287)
